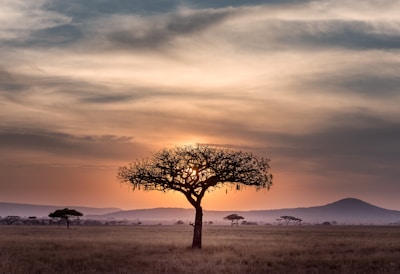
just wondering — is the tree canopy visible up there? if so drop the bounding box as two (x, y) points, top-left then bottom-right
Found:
(279, 215), (302, 225)
(118, 144), (272, 248)
(224, 214), (245, 226)
(49, 208), (83, 229)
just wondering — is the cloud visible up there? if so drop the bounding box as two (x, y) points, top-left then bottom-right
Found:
(80, 94), (138, 104)
(189, 0), (310, 9)
(84, 8), (236, 51)
(220, 19), (400, 52)
(188, 108), (400, 181)
(10, 25), (83, 48)
(0, 0), (71, 41)
(42, 0), (183, 18)
(0, 68), (251, 105)
(5, 0), (400, 54)
(42, 0), (308, 18)
(277, 20), (400, 50)
(250, 112), (400, 180)
(0, 68), (106, 104)
(0, 128), (147, 162)
(306, 70), (400, 98)
(0, 69), (27, 93)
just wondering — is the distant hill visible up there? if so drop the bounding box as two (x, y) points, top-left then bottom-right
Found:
(86, 198), (400, 225)
(241, 198), (400, 225)
(0, 202), (120, 218)
(2, 198), (400, 225)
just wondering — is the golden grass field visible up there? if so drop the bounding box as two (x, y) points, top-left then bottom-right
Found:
(1, 225), (400, 273)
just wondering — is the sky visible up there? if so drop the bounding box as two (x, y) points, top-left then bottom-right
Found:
(1, 0), (400, 211)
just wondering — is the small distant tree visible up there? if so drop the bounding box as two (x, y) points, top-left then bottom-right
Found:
(224, 214), (245, 226)
(118, 144), (272, 249)
(280, 216), (302, 225)
(49, 208), (83, 229)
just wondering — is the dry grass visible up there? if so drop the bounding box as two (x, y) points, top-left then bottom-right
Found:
(1, 225), (400, 273)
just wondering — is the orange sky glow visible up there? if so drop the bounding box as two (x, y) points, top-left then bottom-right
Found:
(1, 0), (400, 211)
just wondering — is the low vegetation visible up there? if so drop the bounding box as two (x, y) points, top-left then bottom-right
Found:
(1, 225), (400, 273)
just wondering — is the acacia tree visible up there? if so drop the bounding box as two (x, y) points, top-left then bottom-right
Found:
(118, 144), (272, 249)
(49, 208), (83, 229)
(224, 214), (245, 226)
(280, 216), (302, 225)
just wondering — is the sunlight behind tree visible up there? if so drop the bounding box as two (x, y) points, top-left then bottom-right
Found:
(118, 144), (272, 249)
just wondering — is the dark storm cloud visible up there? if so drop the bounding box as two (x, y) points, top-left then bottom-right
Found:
(0, 129), (147, 161)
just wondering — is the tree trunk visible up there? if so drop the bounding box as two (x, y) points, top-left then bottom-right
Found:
(192, 206), (203, 249)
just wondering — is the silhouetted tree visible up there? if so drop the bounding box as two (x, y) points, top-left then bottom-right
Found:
(280, 215), (302, 225)
(49, 208), (83, 229)
(118, 144), (272, 249)
(224, 214), (245, 226)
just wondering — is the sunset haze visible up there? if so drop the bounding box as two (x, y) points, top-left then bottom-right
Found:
(1, 0), (399, 211)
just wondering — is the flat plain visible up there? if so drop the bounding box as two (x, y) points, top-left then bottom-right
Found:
(1, 225), (400, 273)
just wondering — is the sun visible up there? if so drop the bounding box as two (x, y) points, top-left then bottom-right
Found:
(177, 137), (207, 147)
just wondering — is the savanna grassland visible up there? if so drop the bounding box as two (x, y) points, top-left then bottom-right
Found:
(1, 225), (400, 273)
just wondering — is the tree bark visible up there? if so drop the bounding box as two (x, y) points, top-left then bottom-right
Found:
(192, 206), (203, 249)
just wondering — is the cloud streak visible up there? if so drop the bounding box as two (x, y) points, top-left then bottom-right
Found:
(0, 128), (147, 162)
(105, 9), (235, 50)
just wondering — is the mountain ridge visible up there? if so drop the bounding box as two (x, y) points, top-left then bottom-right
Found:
(2, 198), (400, 225)
(85, 198), (400, 225)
